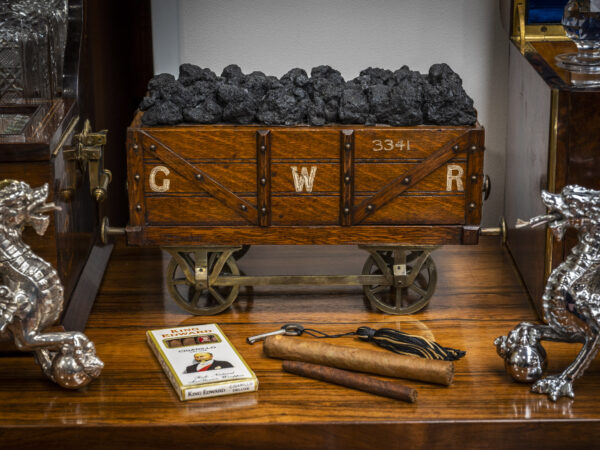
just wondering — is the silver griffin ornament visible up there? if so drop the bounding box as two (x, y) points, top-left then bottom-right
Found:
(0, 180), (102, 388)
(496, 185), (600, 401)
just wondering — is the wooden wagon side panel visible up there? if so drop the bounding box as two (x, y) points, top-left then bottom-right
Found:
(125, 121), (485, 246)
(269, 129), (341, 226)
(355, 195), (466, 224)
(136, 128), (260, 227)
(350, 127), (482, 226)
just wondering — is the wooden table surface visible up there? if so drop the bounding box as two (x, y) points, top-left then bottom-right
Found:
(1, 237), (599, 449)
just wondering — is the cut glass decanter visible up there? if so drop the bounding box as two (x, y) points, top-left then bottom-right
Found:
(556, 0), (600, 84)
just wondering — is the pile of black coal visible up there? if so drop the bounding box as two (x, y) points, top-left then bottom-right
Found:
(140, 63), (477, 127)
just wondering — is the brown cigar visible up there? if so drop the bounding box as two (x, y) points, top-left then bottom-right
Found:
(283, 360), (417, 403)
(264, 335), (454, 386)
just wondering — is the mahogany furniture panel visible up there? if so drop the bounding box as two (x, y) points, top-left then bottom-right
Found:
(504, 40), (600, 320)
(0, 0), (153, 330)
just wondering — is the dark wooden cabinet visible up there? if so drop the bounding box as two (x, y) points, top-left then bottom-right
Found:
(504, 39), (600, 319)
(0, 0), (153, 330)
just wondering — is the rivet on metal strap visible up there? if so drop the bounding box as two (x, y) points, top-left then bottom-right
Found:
(260, 145), (266, 152)
(195, 173), (203, 181)
(149, 144), (156, 151)
(402, 176), (411, 185)
(241, 204), (248, 212)
(260, 177), (267, 185)
(261, 207), (267, 215)
(135, 204), (142, 211)
(344, 175), (351, 184)
(366, 204), (374, 212)
(471, 175), (478, 183)
(345, 143), (351, 149)
(452, 144), (460, 152)
(469, 202), (476, 210)
(134, 174), (140, 181)
(471, 145), (477, 152)
(343, 207), (350, 215)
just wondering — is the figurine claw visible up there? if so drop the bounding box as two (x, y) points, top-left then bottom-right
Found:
(532, 376), (575, 401)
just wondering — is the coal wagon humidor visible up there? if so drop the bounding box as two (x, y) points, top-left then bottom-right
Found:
(118, 111), (486, 315)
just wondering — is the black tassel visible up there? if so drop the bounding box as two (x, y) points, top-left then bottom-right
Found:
(355, 326), (466, 361)
(301, 325), (466, 361)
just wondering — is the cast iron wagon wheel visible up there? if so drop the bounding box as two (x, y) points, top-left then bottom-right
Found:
(166, 249), (240, 315)
(361, 248), (437, 315)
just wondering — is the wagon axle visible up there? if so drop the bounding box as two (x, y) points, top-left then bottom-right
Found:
(165, 245), (437, 315)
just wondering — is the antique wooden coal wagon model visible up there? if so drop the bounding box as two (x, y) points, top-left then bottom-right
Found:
(115, 111), (486, 315)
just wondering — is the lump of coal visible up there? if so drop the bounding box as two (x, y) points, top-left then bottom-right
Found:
(387, 66), (425, 126)
(257, 88), (307, 125)
(182, 96), (222, 124)
(339, 84), (370, 124)
(366, 84), (394, 124)
(307, 95), (327, 126)
(217, 83), (257, 124)
(359, 67), (395, 86)
(178, 63), (218, 86)
(147, 73), (193, 108)
(141, 101), (182, 126)
(221, 64), (245, 82)
(139, 93), (156, 111)
(139, 63), (477, 127)
(281, 68), (311, 90)
(242, 71), (273, 99)
(310, 65), (345, 123)
(422, 63), (477, 126)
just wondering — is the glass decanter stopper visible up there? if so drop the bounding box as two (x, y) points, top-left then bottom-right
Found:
(556, 0), (600, 84)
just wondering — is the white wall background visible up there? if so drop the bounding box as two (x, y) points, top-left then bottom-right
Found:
(151, 0), (509, 226)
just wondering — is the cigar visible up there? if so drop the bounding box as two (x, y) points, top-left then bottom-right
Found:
(283, 360), (417, 403)
(264, 335), (454, 386)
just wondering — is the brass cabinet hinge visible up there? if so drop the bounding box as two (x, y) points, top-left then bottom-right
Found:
(63, 119), (112, 203)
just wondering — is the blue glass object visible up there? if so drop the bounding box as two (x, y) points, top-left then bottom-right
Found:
(527, 0), (569, 24)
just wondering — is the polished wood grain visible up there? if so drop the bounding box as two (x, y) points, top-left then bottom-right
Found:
(140, 131), (259, 224)
(141, 161), (466, 195)
(340, 129), (354, 226)
(0, 99), (73, 161)
(530, 41), (577, 87)
(126, 129), (144, 230)
(138, 225), (465, 246)
(81, 0), (154, 227)
(0, 238), (598, 448)
(257, 130), (271, 226)
(351, 129), (478, 224)
(0, 161), (57, 268)
(465, 129), (484, 225)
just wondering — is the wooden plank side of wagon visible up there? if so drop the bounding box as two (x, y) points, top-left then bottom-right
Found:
(126, 120), (484, 247)
(138, 225), (465, 246)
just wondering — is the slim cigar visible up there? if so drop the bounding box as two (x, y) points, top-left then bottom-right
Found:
(264, 335), (454, 386)
(283, 360), (417, 403)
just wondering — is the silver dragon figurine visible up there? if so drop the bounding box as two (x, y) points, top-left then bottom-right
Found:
(495, 185), (600, 401)
(0, 179), (103, 388)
